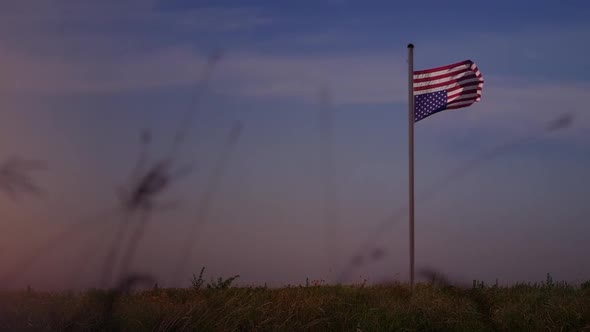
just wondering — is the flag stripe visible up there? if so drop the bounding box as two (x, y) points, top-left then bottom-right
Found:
(414, 74), (480, 92)
(447, 85), (483, 100)
(416, 81), (483, 96)
(446, 100), (475, 109)
(414, 77), (483, 94)
(413, 60), (472, 75)
(413, 64), (472, 81)
(413, 66), (472, 83)
(446, 82), (483, 94)
(413, 71), (477, 88)
(447, 92), (480, 103)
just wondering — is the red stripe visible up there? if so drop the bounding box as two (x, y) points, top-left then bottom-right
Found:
(413, 60), (472, 75)
(446, 81), (482, 93)
(447, 100), (476, 109)
(446, 104), (474, 110)
(448, 95), (477, 104)
(447, 87), (482, 100)
(413, 67), (472, 83)
(473, 69), (483, 79)
(472, 65), (482, 75)
(413, 73), (478, 92)
(448, 96), (479, 104)
(422, 80), (482, 94)
(449, 90), (481, 101)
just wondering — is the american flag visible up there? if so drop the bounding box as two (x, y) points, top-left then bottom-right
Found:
(413, 60), (484, 122)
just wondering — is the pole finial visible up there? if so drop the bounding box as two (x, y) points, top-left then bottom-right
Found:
(407, 43), (414, 49)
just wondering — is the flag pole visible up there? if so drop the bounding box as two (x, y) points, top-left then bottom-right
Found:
(407, 43), (415, 289)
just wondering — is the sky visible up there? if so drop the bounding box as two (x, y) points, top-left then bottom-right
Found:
(1, 0), (590, 290)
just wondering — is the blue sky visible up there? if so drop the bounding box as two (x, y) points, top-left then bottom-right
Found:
(1, 0), (590, 289)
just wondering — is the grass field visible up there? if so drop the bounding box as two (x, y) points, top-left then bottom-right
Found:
(1, 277), (589, 332)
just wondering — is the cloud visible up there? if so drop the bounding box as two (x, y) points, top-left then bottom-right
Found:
(0, 1), (277, 94)
(0, 46), (209, 94)
(3, 42), (590, 134)
(0, 0), (274, 58)
(219, 52), (408, 104)
(0, 41), (408, 102)
(0, 0), (157, 24)
(439, 77), (590, 132)
(0, 1), (273, 32)
(166, 7), (275, 31)
(1, 2), (589, 134)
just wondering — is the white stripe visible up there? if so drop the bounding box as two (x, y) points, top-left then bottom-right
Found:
(447, 92), (479, 103)
(413, 63), (471, 80)
(447, 85), (483, 99)
(447, 99), (475, 108)
(413, 71), (476, 88)
(413, 77), (483, 95)
(446, 85), (481, 97)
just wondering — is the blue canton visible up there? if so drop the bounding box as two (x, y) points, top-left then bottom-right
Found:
(414, 90), (447, 122)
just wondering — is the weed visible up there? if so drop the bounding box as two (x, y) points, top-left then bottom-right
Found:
(2, 279), (590, 332)
(206, 274), (240, 290)
(191, 267), (206, 291)
(190, 266), (239, 291)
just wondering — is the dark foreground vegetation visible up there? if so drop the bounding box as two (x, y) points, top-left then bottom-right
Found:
(1, 276), (590, 331)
